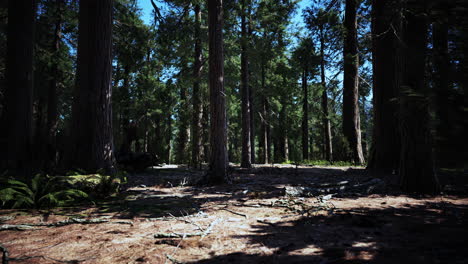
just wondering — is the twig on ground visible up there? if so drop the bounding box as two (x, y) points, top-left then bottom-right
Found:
(221, 208), (247, 218)
(154, 218), (222, 240)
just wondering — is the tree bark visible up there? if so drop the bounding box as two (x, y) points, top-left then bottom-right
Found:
(301, 69), (309, 161)
(2, 0), (35, 176)
(432, 4), (451, 168)
(66, 0), (115, 173)
(343, 0), (365, 164)
(207, 0), (229, 183)
(191, 4), (203, 168)
(319, 26), (333, 162)
(45, 0), (64, 171)
(368, 0), (401, 172)
(240, 0), (251, 168)
(259, 62), (268, 164)
(398, 0), (439, 194)
(176, 82), (189, 163)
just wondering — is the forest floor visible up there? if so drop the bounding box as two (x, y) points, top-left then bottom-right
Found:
(1, 164), (467, 264)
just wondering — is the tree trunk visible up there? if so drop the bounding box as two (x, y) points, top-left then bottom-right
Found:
(301, 69), (309, 161)
(432, 5), (451, 168)
(259, 62), (268, 164)
(207, 0), (229, 183)
(2, 0), (35, 176)
(240, 0), (251, 168)
(368, 0), (400, 172)
(191, 4), (203, 168)
(343, 0), (364, 164)
(319, 26), (333, 162)
(66, 0), (115, 173)
(398, 0), (439, 194)
(120, 65), (131, 154)
(176, 83), (189, 163)
(45, 0), (63, 171)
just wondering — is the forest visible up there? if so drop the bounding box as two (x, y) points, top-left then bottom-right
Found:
(0, 0), (467, 263)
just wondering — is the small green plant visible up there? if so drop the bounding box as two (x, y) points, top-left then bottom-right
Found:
(0, 174), (88, 209)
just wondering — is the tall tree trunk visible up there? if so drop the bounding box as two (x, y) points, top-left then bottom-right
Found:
(45, 0), (63, 171)
(301, 69), (309, 161)
(66, 0), (115, 173)
(176, 83), (189, 163)
(248, 8), (255, 165)
(2, 0), (35, 176)
(166, 115), (172, 163)
(432, 5), (451, 168)
(343, 0), (364, 164)
(120, 65), (131, 153)
(259, 62), (268, 164)
(319, 26), (333, 162)
(207, 0), (229, 183)
(398, 0), (439, 194)
(191, 4), (203, 168)
(202, 101), (210, 163)
(368, 0), (400, 172)
(240, 0), (251, 168)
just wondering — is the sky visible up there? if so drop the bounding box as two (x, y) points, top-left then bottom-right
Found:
(136, 0), (309, 31)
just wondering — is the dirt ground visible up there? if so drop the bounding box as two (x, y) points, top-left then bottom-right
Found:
(1, 164), (467, 264)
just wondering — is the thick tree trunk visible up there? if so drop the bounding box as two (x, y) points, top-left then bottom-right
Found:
(301, 69), (309, 161)
(398, 1), (439, 194)
(2, 0), (35, 176)
(368, 0), (400, 172)
(66, 0), (115, 173)
(319, 26), (333, 162)
(191, 4), (203, 168)
(240, 0), (251, 168)
(207, 0), (229, 183)
(343, 0), (364, 164)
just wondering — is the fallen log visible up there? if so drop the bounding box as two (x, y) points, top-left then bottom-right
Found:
(284, 178), (385, 197)
(0, 218), (133, 231)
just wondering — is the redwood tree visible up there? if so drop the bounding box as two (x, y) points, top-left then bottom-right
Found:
(65, 0), (115, 173)
(1, 0), (35, 176)
(342, 0), (365, 164)
(207, 0), (229, 183)
(368, 0), (400, 172)
(398, 0), (439, 193)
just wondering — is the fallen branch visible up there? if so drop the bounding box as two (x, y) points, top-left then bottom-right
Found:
(0, 218), (133, 231)
(221, 208), (247, 218)
(154, 218), (222, 239)
(165, 254), (185, 264)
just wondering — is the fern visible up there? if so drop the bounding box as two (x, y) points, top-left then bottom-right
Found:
(0, 174), (89, 209)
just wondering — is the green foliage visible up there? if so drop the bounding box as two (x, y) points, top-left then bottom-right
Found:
(0, 174), (88, 209)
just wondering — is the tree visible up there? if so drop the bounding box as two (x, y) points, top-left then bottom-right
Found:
(1, 0), (35, 176)
(368, 0), (400, 172)
(207, 0), (229, 183)
(292, 38), (317, 161)
(65, 0), (115, 173)
(191, 3), (203, 168)
(304, 6), (340, 162)
(342, 0), (365, 164)
(398, 0), (439, 193)
(240, 0), (251, 168)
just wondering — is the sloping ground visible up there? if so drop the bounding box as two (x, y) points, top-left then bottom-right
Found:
(1, 165), (467, 264)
